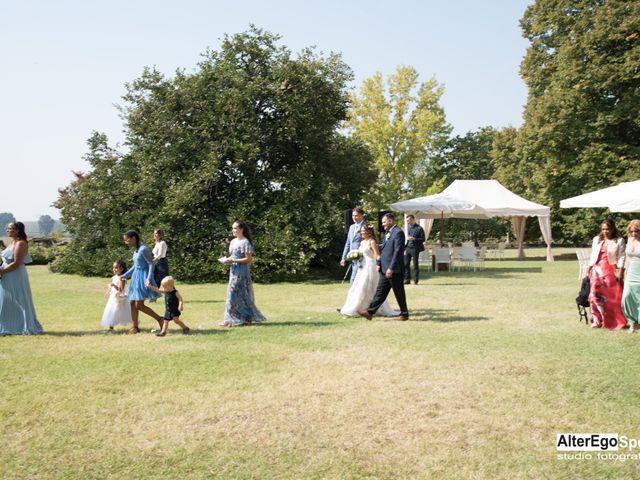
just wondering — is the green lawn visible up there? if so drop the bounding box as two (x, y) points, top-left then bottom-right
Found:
(2, 248), (639, 479)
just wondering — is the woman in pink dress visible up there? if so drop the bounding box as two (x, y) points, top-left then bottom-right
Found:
(587, 219), (626, 330)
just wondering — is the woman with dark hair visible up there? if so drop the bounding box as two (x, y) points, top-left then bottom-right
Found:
(219, 220), (265, 326)
(121, 230), (162, 334)
(339, 224), (399, 317)
(152, 229), (169, 287)
(0, 222), (43, 335)
(587, 218), (627, 329)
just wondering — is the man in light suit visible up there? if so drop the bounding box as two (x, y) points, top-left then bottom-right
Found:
(358, 212), (409, 321)
(340, 207), (366, 285)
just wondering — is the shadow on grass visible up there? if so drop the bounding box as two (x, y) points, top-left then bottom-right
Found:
(185, 300), (224, 304)
(256, 321), (338, 328)
(425, 266), (543, 279)
(41, 328), (231, 337)
(409, 308), (489, 323)
(42, 329), (141, 336)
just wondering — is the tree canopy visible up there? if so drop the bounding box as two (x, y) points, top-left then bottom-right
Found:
(347, 66), (451, 210)
(54, 28), (376, 281)
(517, 0), (640, 242)
(38, 215), (56, 236)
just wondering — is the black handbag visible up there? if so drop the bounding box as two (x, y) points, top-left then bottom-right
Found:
(575, 276), (590, 323)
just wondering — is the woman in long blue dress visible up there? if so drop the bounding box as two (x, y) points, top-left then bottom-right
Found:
(220, 220), (265, 327)
(121, 230), (162, 333)
(623, 219), (640, 333)
(0, 222), (43, 335)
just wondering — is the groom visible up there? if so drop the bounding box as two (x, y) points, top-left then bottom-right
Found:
(358, 212), (409, 321)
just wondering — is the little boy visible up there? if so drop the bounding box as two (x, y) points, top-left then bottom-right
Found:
(145, 276), (190, 336)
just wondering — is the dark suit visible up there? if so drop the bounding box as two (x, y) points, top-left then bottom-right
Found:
(367, 225), (409, 317)
(404, 223), (425, 283)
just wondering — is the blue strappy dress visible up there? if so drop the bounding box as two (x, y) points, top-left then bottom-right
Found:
(0, 246), (43, 335)
(122, 244), (161, 302)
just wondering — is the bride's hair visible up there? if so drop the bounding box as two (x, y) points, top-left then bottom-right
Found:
(361, 224), (375, 239)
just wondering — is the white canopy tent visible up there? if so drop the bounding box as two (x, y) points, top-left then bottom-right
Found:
(560, 180), (640, 213)
(390, 180), (554, 261)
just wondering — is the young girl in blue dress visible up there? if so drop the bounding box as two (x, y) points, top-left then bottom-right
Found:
(220, 220), (265, 326)
(121, 230), (162, 334)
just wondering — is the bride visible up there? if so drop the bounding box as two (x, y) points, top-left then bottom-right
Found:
(339, 224), (399, 317)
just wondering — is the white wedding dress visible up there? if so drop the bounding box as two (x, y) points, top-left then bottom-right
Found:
(339, 242), (400, 317)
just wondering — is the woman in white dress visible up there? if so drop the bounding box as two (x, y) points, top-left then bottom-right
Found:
(339, 225), (399, 317)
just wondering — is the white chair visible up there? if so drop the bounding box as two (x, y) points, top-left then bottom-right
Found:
(495, 241), (506, 260)
(458, 245), (478, 271)
(450, 246), (462, 268)
(418, 247), (432, 272)
(433, 247), (452, 272)
(576, 249), (590, 280)
(473, 246), (487, 270)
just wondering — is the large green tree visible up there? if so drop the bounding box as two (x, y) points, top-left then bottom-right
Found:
(54, 28), (376, 281)
(518, 0), (640, 242)
(347, 66), (451, 210)
(425, 127), (497, 191)
(37, 215), (56, 236)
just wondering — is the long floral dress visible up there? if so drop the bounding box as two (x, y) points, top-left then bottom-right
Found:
(223, 238), (265, 326)
(589, 242), (627, 329)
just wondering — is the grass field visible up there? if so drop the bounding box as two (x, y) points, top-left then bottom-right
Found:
(2, 248), (639, 479)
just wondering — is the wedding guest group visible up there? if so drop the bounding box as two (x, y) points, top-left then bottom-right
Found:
(0, 222), (43, 335)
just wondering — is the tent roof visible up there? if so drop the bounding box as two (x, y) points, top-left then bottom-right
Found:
(390, 180), (550, 219)
(388, 193), (488, 218)
(559, 180), (640, 212)
(442, 180), (550, 218)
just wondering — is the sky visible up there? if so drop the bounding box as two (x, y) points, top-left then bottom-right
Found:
(0, 0), (534, 220)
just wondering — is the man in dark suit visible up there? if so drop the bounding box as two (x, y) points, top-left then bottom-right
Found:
(404, 214), (425, 285)
(358, 212), (409, 321)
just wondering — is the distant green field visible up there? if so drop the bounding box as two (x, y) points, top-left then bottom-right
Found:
(1, 248), (639, 479)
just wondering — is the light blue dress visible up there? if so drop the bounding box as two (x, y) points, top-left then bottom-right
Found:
(0, 246), (43, 335)
(122, 244), (161, 302)
(223, 238), (265, 326)
(622, 241), (640, 325)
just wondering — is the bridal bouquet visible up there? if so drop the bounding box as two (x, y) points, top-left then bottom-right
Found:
(346, 249), (363, 262)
